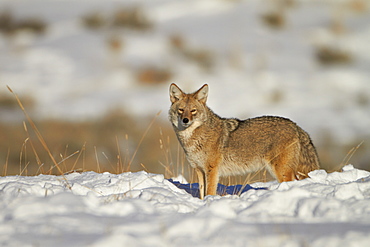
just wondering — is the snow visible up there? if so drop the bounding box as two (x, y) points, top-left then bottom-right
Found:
(1, 165), (370, 246)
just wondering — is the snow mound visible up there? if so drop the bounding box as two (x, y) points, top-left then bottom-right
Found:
(1, 165), (370, 246)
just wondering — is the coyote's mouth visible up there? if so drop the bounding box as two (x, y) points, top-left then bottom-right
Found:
(177, 117), (192, 130)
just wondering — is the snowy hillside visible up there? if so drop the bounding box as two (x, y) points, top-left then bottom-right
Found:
(0, 0), (370, 146)
(1, 165), (369, 246)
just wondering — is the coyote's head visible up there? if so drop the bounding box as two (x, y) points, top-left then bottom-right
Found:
(169, 83), (208, 130)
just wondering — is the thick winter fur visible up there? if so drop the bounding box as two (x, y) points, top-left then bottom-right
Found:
(169, 83), (320, 199)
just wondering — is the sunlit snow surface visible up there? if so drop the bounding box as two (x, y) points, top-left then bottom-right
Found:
(0, 165), (369, 246)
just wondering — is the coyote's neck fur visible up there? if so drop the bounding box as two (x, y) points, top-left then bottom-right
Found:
(173, 106), (239, 159)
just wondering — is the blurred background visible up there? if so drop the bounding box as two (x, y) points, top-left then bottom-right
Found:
(0, 0), (370, 182)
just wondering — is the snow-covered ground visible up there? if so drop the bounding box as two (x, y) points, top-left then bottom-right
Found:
(0, 0), (370, 146)
(0, 165), (369, 246)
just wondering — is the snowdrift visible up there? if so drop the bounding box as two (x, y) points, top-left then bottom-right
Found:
(1, 165), (370, 246)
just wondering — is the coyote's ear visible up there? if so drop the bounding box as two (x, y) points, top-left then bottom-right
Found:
(169, 83), (184, 103)
(194, 84), (208, 104)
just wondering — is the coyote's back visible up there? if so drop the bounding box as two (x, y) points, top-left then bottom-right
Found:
(221, 116), (319, 181)
(169, 83), (320, 199)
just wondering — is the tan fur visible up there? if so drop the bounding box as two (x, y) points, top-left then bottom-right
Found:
(169, 83), (320, 199)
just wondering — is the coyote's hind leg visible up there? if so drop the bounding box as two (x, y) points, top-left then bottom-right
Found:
(270, 146), (299, 182)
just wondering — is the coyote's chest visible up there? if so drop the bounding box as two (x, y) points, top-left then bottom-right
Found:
(177, 127), (204, 153)
(176, 124), (210, 166)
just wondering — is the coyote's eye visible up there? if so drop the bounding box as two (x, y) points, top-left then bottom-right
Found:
(178, 109), (184, 114)
(191, 109), (197, 114)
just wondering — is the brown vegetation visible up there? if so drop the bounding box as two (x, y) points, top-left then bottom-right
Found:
(0, 109), (178, 177)
(0, 10), (47, 35)
(261, 11), (286, 29)
(82, 6), (153, 31)
(169, 34), (215, 71)
(315, 45), (353, 65)
(136, 67), (173, 85)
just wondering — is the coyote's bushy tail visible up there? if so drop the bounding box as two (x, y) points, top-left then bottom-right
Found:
(297, 129), (320, 179)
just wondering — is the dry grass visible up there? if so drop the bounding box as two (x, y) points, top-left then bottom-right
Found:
(169, 34), (215, 71)
(0, 89), (171, 176)
(112, 6), (153, 30)
(259, 0), (294, 30)
(136, 67), (173, 85)
(81, 11), (106, 30)
(7, 86), (71, 188)
(82, 6), (153, 31)
(0, 92), (35, 109)
(315, 45), (353, 65)
(0, 113), (176, 176)
(0, 9), (47, 35)
(261, 11), (286, 29)
(348, 0), (368, 13)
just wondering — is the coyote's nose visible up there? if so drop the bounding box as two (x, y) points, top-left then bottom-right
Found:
(182, 118), (189, 124)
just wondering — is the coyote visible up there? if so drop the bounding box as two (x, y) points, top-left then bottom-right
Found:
(169, 83), (320, 199)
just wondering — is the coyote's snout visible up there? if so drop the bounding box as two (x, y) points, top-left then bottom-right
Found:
(169, 83), (320, 199)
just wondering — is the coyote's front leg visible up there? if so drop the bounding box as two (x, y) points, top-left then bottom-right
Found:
(205, 163), (219, 197)
(195, 168), (205, 199)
